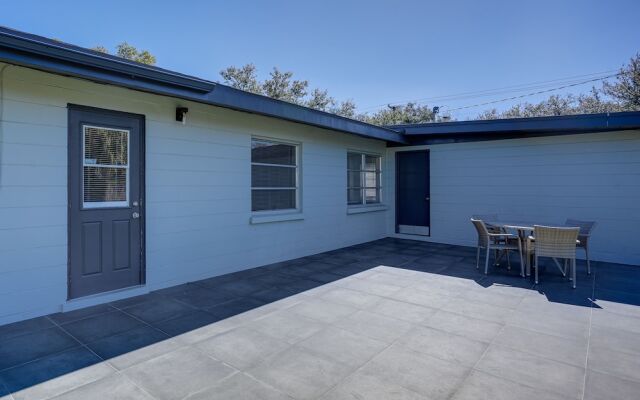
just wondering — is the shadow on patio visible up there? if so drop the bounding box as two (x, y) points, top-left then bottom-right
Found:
(1, 238), (639, 399)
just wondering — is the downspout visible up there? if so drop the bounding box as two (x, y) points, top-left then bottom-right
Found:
(0, 63), (9, 187)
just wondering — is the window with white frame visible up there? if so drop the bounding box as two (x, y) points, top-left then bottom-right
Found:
(82, 125), (129, 208)
(347, 152), (381, 205)
(251, 138), (299, 212)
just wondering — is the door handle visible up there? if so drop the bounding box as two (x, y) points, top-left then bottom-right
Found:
(425, 197), (430, 201)
(132, 212), (141, 219)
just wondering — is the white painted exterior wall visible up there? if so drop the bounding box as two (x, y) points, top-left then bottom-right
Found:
(386, 132), (640, 266)
(0, 64), (388, 325)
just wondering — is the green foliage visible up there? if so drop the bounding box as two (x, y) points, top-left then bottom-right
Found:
(362, 103), (436, 125)
(220, 64), (360, 118)
(477, 54), (640, 120)
(91, 42), (156, 65)
(603, 53), (640, 110)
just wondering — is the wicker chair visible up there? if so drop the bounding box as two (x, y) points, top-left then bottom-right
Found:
(566, 219), (596, 275)
(472, 214), (501, 233)
(471, 219), (523, 276)
(530, 225), (580, 288)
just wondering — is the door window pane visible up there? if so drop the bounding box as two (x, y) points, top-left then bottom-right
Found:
(82, 125), (129, 208)
(83, 167), (127, 202)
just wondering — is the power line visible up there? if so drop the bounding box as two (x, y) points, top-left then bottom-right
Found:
(441, 73), (619, 113)
(358, 69), (619, 112)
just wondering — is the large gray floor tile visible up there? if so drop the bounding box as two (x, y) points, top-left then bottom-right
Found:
(476, 345), (585, 399)
(441, 298), (513, 324)
(119, 296), (195, 324)
(0, 347), (112, 400)
(246, 311), (324, 344)
(50, 373), (154, 400)
(247, 346), (353, 400)
(340, 279), (404, 297)
(297, 326), (387, 368)
(360, 344), (470, 400)
(515, 296), (591, 324)
(320, 371), (427, 400)
(591, 309), (640, 334)
(48, 304), (114, 325)
(319, 287), (383, 309)
(0, 317), (55, 342)
(589, 324), (640, 356)
(60, 311), (143, 344)
(86, 325), (169, 362)
(366, 297), (437, 324)
(584, 370), (640, 400)
(588, 345), (640, 383)
(506, 309), (589, 340)
(493, 325), (588, 367)
(387, 286), (455, 309)
(398, 326), (488, 367)
(286, 299), (357, 324)
(452, 370), (572, 400)
(123, 347), (235, 400)
(196, 326), (290, 370)
(185, 373), (293, 400)
(0, 327), (78, 370)
(363, 271), (416, 288)
(422, 310), (503, 343)
(459, 289), (524, 309)
(334, 310), (414, 344)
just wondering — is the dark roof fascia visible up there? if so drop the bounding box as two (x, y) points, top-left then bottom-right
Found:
(388, 112), (640, 145)
(0, 27), (406, 144)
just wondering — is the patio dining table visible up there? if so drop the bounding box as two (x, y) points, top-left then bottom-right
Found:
(485, 220), (574, 277)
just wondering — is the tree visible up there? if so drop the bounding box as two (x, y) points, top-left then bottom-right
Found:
(262, 68), (308, 103)
(91, 42), (156, 65)
(476, 54), (640, 120)
(363, 103), (436, 125)
(220, 64), (361, 118)
(219, 63), (262, 94)
(602, 53), (640, 110)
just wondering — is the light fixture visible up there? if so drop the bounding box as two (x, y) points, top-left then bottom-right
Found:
(176, 107), (188, 125)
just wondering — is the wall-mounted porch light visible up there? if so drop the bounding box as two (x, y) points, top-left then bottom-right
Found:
(176, 107), (188, 125)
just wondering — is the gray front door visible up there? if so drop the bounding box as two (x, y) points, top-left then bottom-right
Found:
(68, 105), (145, 299)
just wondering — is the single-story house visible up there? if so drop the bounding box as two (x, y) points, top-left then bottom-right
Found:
(0, 27), (638, 325)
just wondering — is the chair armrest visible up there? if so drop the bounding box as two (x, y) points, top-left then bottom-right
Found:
(488, 233), (515, 238)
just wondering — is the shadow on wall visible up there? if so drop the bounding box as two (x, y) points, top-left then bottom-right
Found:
(0, 237), (637, 396)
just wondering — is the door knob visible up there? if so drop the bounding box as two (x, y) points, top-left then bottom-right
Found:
(425, 197), (430, 201)
(132, 212), (140, 219)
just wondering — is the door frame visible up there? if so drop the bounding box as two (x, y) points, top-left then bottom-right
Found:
(67, 104), (146, 299)
(394, 149), (431, 236)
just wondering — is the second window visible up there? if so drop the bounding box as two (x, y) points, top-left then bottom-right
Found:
(347, 152), (381, 205)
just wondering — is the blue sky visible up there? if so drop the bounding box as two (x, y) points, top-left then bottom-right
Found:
(2, 0), (639, 119)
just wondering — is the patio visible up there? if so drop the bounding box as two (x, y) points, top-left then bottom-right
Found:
(1, 238), (639, 400)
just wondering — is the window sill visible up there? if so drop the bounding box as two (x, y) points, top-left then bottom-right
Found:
(250, 212), (305, 224)
(347, 205), (388, 215)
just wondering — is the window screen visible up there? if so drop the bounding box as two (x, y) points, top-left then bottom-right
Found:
(251, 138), (298, 211)
(347, 152), (381, 205)
(83, 125), (129, 208)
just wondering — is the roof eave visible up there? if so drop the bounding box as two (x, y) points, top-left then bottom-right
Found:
(0, 27), (406, 144)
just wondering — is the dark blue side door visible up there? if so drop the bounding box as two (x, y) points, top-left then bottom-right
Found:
(396, 150), (430, 236)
